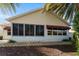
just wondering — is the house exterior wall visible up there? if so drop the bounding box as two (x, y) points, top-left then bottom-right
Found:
(0, 26), (10, 44)
(3, 30), (11, 40)
(7, 10), (70, 42)
(11, 36), (69, 42)
(0, 26), (3, 36)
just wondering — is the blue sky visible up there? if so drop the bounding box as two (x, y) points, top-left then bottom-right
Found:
(0, 3), (44, 24)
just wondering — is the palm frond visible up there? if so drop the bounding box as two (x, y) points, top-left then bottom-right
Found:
(44, 3), (79, 24)
(0, 3), (19, 14)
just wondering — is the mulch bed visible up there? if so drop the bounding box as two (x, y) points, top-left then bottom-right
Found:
(0, 45), (76, 56)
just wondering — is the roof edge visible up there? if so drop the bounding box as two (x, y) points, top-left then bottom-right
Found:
(7, 8), (44, 21)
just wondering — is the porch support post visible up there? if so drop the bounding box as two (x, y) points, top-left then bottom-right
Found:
(11, 23), (13, 38)
(44, 25), (47, 36)
(24, 24), (25, 36)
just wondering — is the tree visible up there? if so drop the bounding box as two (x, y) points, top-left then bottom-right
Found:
(44, 3), (79, 24)
(44, 3), (79, 53)
(73, 11), (79, 33)
(0, 3), (19, 14)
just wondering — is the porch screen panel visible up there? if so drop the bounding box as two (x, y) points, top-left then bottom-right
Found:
(29, 25), (34, 36)
(25, 24), (29, 36)
(25, 24), (34, 36)
(19, 24), (24, 36)
(36, 25), (44, 36)
(13, 24), (18, 36)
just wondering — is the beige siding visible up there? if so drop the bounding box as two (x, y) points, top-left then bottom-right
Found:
(10, 11), (68, 26)
(0, 26), (3, 36)
(3, 30), (11, 40)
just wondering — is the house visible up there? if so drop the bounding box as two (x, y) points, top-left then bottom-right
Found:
(0, 25), (3, 39)
(0, 24), (10, 44)
(1, 8), (71, 43)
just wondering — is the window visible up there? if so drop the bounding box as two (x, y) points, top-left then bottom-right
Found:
(63, 31), (67, 35)
(0, 36), (3, 40)
(57, 30), (62, 35)
(47, 25), (68, 36)
(19, 24), (24, 36)
(53, 30), (57, 35)
(13, 24), (18, 36)
(13, 23), (24, 36)
(25, 24), (34, 36)
(8, 31), (11, 35)
(29, 25), (34, 36)
(36, 25), (44, 36)
(7, 27), (11, 35)
(48, 30), (52, 35)
(25, 24), (29, 36)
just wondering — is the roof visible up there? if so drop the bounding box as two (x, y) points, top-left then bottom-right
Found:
(6, 8), (69, 26)
(7, 8), (43, 21)
(0, 23), (10, 29)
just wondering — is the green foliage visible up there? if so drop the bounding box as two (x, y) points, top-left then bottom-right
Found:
(73, 32), (79, 49)
(62, 39), (72, 42)
(44, 3), (79, 55)
(73, 11), (79, 33)
(9, 40), (16, 43)
(44, 3), (79, 23)
(73, 11), (79, 54)
(0, 3), (19, 14)
(73, 32), (79, 55)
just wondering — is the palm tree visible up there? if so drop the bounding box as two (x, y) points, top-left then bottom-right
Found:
(44, 3), (79, 24)
(44, 3), (79, 52)
(0, 3), (19, 14)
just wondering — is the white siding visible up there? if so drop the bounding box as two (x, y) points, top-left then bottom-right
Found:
(3, 30), (11, 40)
(11, 36), (69, 42)
(0, 26), (3, 36)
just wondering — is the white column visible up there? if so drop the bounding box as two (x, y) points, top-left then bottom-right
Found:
(67, 29), (69, 36)
(44, 25), (47, 37)
(11, 23), (13, 39)
(24, 24), (25, 36)
(34, 25), (36, 36)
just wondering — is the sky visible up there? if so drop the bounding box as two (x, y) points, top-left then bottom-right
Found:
(0, 3), (44, 24)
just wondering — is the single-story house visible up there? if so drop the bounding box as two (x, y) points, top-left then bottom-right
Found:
(0, 8), (72, 43)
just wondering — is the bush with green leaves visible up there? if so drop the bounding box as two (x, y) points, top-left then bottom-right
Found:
(73, 32), (79, 48)
(9, 40), (16, 43)
(73, 11), (79, 55)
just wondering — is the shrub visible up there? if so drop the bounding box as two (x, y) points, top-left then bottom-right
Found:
(73, 32), (79, 55)
(62, 38), (72, 42)
(9, 40), (16, 43)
